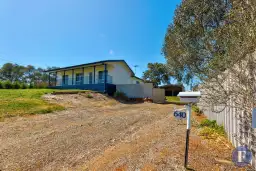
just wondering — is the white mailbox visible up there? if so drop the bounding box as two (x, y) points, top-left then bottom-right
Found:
(178, 91), (201, 103)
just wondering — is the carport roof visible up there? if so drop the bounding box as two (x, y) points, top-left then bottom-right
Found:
(159, 84), (184, 89)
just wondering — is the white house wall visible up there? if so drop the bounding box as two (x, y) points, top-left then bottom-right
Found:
(108, 62), (138, 84)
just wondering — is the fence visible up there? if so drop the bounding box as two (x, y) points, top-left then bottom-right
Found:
(116, 83), (165, 103)
(198, 65), (256, 169)
(198, 101), (256, 169)
(116, 83), (153, 98)
(152, 88), (165, 103)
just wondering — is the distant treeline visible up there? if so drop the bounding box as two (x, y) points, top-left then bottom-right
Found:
(0, 63), (57, 89)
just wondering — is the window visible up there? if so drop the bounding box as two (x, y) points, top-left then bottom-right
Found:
(98, 70), (108, 83)
(76, 73), (83, 84)
(62, 75), (69, 85)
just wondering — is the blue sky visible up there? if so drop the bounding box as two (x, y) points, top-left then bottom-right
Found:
(0, 0), (181, 78)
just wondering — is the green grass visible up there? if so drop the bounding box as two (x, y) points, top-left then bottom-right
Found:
(166, 96), (187, 105)
(0, 89), (64, 121)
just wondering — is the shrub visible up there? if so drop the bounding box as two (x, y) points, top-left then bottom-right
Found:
(21, 83), (27, 89)
(200, 119), (217, 128)
(86, 94), (93, 98)
(29, 84), (34, 89)
(192, 105), (203, 115)
(199, 119), (226, 136)
(114, 91), (127, 100)
(13, 82), (21, 89)
(0, 81), (3, 89)
(4, 81), (13, 89)
(34, 82), (48, 89)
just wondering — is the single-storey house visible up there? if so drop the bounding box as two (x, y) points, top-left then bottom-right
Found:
(159, 84), (184, 96)
(45, 60), (144, 94)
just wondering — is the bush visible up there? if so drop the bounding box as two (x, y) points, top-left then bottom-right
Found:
(200, 119), (217, 128)
(0, 82), (3, 89)
(29, 84), (34, 89)
(86, 94), (93, 98)
(114, 91), (127, 100)
(13, 82), (21, 89)
(199, 119), (226, 136)
(21, 83), (27, 89)
(34, 82), (48, 89)
(4, 81), (13, 89)
(192, 105), (203, 115)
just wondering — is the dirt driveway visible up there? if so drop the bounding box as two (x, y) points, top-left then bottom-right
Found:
(0, 93), (242, 171)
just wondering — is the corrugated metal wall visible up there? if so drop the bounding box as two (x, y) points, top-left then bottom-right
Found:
(116, 83), (165, 103)
(152, 88), (165, 103)
(116, 83), (153, 98)
(198, 96), (256, 169)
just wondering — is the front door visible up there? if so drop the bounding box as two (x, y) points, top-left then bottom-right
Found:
(89, 72), (93, 84)
(98, 71), (108, 83)
(98, 71), (103, 83)
(62, 75), (69, 85)
(76, 73), (83, 85)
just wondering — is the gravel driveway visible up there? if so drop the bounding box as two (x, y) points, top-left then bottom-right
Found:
(0, 93), (244, 170)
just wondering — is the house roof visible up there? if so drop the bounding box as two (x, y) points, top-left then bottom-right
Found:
(44, 60), (135, 75)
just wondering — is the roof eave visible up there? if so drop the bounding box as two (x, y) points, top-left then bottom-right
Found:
(44, 60), (130, 72)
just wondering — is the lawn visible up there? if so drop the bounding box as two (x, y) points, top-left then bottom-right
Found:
(166, 96), (187, 105)
(0, 89), (64, 121)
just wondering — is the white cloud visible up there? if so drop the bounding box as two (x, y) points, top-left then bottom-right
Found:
(109, 49), (115, 55)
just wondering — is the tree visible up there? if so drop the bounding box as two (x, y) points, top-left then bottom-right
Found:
(0, 63), (58, 87)
(24, 65), (36, 84)
(0, 63), (25, 82)
(162, 0), (229, 83)
(163, 0), (256, 151)
(142, 63), (172, 87)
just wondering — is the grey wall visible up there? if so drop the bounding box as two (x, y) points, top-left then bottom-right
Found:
(116, 83), (153, 98)
(116, 83), (165, 103)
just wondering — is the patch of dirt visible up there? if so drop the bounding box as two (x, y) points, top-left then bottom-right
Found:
(192, 111), (207, 123)
(0, 93), (251, 170)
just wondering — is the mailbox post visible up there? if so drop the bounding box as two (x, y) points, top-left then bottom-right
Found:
(177, 91), (201, 168)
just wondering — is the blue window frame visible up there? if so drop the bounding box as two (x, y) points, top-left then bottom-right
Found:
(76, 73), (83, 85)
(62, 75), (69, 85)
(98, 70), (108, 83)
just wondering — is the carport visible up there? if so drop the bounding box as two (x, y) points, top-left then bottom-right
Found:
(160, 84), (184, 96)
